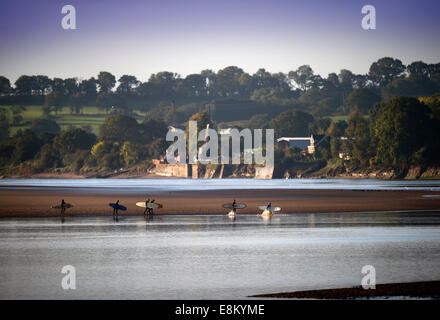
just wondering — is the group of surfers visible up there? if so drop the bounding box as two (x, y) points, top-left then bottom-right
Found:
(58, 197), (157, 220)
(57, 198), (275, 220)
(111, 198), (157, 220)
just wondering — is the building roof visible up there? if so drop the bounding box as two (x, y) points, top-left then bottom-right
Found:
(276, 134), (327, 149)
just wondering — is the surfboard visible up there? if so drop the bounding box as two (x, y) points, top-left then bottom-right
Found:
(51, 203), (74, 209)
(136, 202), (163, 209)
(258, 206), (281, 212)
(109, 203), (127, 211)
(223, 203), (246, 209)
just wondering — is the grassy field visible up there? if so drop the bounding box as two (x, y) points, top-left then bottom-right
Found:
(2, 105), (357, 137)
(329, 115), (368, 122)
(1, 105), (145, 136)
(329, 115), (348, 122)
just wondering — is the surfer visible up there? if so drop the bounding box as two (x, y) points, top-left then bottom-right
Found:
(113, 200), (120, 220)
(266, 202), (271, 210)
(149, 199), (155, 215)
(232, 199), (237, 213)
(60, 199), (66, 215)
(143, 198), (150, 216)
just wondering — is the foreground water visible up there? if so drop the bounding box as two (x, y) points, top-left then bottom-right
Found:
(1, 212), (440, 299)
(1, 178), (440, 191)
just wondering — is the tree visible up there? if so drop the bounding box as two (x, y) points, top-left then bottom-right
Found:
(186, 110), (212, 134)
(97, 71), (116, 93)
(99, 114), (140, 143)
(344, 108), (371, 166)
(310, 117), (331, 135)
(31, 119), (61, 136)
(327, 73), (340, 88)
(345, 88), (381, 114)
(34, 75), (52, 95)
(0, 109), (9, 142)
(116, 75), (140, 94)
(0, 76), (11, 94)
(381, 76), (438, 100)
(288, 65), (314, 90)
(119, 141), (139, 166)
(178, 74), (206, 98)
(407, 61), (430, 77)
(45, 92), (64, 115)
(10, 129), (43, 163)
(419, 94), (440, 120)
(250, 87), (290, 105)
(147, 138), (167, 159)
(270, 110), (314, 138)
(69, 93), (84, 114)
(214, 66), (244, 97)
(148, 71), (179, 99)
(139, 119), (168, 144)
(79, 77), (98, 104)
(247, 114), (270, 130)
(368, 57), (406, 86)
(11, 105), (25, 124)
(339, 69), (355, 94)
(54, 128), (96, 155)
(63, 78), (79, 96)
(14, 75), (38, 95)
(96, 92), (114, 114)
(34, 143), (60, 171)
(327, 121), (345, 159)
(371, 97), (434, 165)
(200, 69), (216, 96)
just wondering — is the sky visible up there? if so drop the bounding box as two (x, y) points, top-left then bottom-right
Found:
(0, 0), (439, 84)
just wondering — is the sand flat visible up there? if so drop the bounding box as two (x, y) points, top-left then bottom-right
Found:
(0, 188), (440, 216)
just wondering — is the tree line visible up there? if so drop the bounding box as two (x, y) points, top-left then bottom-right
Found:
(0, 93), (439, 176)
(1, 57), (439, 119)
(272, 95), (440, 177)
(0, 114), (168, 175)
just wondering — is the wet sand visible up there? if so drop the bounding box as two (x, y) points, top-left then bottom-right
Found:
(0, 188), (440, 217)
(251, 280), (440, 299)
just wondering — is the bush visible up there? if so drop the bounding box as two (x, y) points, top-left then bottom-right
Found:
(100, 153), (120, 169)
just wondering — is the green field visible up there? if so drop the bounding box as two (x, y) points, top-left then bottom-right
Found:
(329, 115), (368, 122)
(1, 105), (145, 136)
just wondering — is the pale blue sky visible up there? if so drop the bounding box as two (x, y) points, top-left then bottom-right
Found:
(0, 0), (439, 83)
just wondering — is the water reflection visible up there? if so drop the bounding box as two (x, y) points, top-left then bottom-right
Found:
(1, 212), (440, 299)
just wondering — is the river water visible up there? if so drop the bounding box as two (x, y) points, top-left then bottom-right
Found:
(1, 178), (440, 191)
(1, 212), (440, 299)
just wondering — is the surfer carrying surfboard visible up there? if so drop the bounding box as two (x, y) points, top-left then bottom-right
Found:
(113, 200), (120, 220)
(222, 200), (246, 217)
(232, 199), (237, 214)
(148, 199), (155, 215)
(143, 198), (150, 216)
(136, 200), (162, 216)
(60, 199), (66, 215)
(143, 198), (155, 216)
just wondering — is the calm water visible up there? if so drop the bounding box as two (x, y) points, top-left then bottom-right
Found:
(1, 178), (440, 191)
(1, 212), (440, 299)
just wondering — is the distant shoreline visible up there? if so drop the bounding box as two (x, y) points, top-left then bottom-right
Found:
(251, 280), (440, 299)
(1, 169), (439, 180)
(1, 188), (440, 217)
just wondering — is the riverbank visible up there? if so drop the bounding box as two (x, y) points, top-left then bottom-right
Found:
(251, 280), (440, 299)
(1, 164), (440, 180)
(1, 188), (440, 217)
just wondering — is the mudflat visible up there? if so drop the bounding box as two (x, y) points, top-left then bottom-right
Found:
(0, 187), (439, 216)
